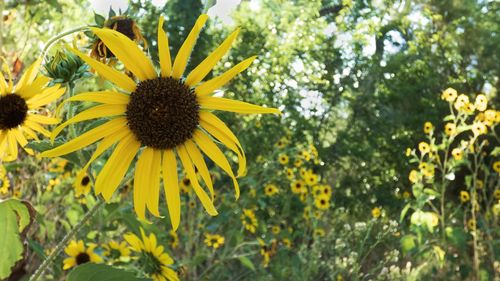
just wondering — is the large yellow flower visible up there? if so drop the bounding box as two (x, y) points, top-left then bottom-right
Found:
(0, 59), (64, 161)
(40, 15), (279, 230)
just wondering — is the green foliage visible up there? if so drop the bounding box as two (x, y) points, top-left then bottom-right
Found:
(0, 199), (34, 279)
(67, 264), (151, 281)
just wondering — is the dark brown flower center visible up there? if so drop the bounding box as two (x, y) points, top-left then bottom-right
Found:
(126, 77), (199, 149)
(81, 176), (90, 186)
(75, 252), (90, 265)
(0, 94), (28, 130)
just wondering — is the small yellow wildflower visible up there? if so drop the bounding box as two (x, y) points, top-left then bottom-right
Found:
(460, 191), (470, 203)
(418, 142), (430, 154)
(241, 209), (258, 233)
(371, 207), (381, 218)
(409, 170), (419, 183)
(474, 94), (487, 112)
(493, 161), (500, 173)
(314, 195), (330, 210)
(441, 88), (457, 102)
(444, 123), (456, 136)
(451, 148), (463, 160)
(423, 122), (433, 134)
(204, 233), (225, 249)
(63, 240), (103, 270)
(278, 153), (289, 165)
(264, 184), (279, 197)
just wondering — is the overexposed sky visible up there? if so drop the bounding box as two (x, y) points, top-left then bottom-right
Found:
(89, 0), (241, 24)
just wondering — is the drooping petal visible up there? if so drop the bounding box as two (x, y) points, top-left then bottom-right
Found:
(192, 130), (240, 198)
(6, 131), (18, 161)
(11, 129), (33, 155)
(199, 111), (246, 176)
(50, 104), (127, 142)
(162, 149), (181, 231)
(157, 16), (172, 77)
(17, 76), (50, 99)
(198, 96), (280, 114)
(26, 114), (60, 125)
(147, 149), (162, 217)
(70, 47), (136, 92)
(0, 72), (7, 95)
(40, 117), (128, 157)
(184, 139), (214, 200)
(76, 130), (130, 193)
(21, 126), (39, 141)
(14, 58), (42, 93)
(195, 56), (256, 95)
(172, 14), (209, 79)
(91, 28), (157, 81)
(185, 28), (240, 86)
(55, 91), (130, 116)
(96, 134), (141, 201)
(24, 120), (51, 137)
(177, 145), (218, 216)
(133, 147), (150, 221)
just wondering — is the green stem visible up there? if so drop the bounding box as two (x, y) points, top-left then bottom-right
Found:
(41, 26), (89, 59)
(29, 197), (105, 281)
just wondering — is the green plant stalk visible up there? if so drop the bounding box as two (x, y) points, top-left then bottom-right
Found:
(41, 26), (89, 59)
(29, 197), (104, 281)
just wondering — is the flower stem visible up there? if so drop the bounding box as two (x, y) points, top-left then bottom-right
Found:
(29, 197), (105, 281)
(41, 26), (90, 59)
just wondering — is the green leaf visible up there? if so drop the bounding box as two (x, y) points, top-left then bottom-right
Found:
(400, 203), (412, 222)
(400, 235), (416, 255)
(0, 199), (35, 279)
(26, 138), (83, 166)
(238, 256), (256, 271)
(67, 264), (151, 281)
(203, 0), (217, 13)
(94, 13), (106, 26)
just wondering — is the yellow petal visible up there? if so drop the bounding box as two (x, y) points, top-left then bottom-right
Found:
(199, 96), (280, 114)
(177, 145), (218, 216)
(55, 91), (130, 116)
(24, 120), (51, 137)
(26, 114), (60, 125)
(91, 28), (156, 81)
(184, 139), (214, 200)
(21, 126), (39, 141)
(192, 130), (239, 198)
(11, 129), (33, 155)
(147, 149), (162, 217)
(195, 56), (255, 95)
(77, 130), (130, 194)
(6, 131), (18, 161)
(0, 57), (13, 93)
(17, 76), (50, 99)
(199, 111), (246, 176)
(50, 104), (126, 142)
(158, 16), (172, 77)
(27, 86), (66, 109)
(185, 28), (240, 86)
(133, 148), (149, 221)
(40, 117), (127, 157)
(172, 14), (209, 79)
(14, 58), (42, 93)
(162, 149), (181, 231)
(70, 47), (136, 92)
(96, 134), (141, 201)
(0, 72), (7, 94)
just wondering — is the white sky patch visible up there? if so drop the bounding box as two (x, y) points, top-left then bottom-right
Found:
(89, 0), (128, 15)
(207, 0), (241, 25)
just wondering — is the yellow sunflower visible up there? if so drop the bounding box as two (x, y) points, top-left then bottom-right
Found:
(0, 58), (64, 161)
(241, 208), (258, 233)
(314, 195), (330, 210)
(63, 240), (103, 270)
(40, 15), (279, 230)
(204, 233), (225, 249)
(102, 240), (131, 262)
(124, 228), (178, 281)
(74, 172), (92, 197)
(264, 183), (279, 197)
